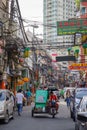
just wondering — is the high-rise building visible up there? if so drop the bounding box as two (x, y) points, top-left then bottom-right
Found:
(43, 0), (76, 47)
(43, 0), (58, 44)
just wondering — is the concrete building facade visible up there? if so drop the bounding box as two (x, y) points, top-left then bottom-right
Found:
(43, 0), (76, 46)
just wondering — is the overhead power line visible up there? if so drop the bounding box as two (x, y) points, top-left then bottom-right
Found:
(15, 0), (29, 44)
(0, 6), (57, 28)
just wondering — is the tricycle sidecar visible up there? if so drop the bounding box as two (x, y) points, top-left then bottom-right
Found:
(31, 89), (57, 118)
(31, 89), (48, 116)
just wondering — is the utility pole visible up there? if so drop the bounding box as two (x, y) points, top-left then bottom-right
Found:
(31, 25), (38, 91)
(9, 0), (14, 32)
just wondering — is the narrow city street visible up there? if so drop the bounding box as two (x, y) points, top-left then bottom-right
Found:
(0, 99), (75, 130)
(0, 1), (87, 130)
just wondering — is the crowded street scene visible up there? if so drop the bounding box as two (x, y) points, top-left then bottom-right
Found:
(0, 0), (87, 130)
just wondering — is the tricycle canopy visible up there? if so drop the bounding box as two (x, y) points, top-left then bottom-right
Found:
(35, 89), (48, 108)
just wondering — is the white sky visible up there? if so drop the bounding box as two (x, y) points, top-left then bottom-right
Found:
(18, 0), (43, 35)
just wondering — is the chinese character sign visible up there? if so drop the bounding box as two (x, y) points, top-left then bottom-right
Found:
(57, 19), (87, 35)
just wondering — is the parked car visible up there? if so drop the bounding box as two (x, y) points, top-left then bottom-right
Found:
(75, 96), (87, 130)
(0, 89), (15, 123)
(70, 88), (87, 121)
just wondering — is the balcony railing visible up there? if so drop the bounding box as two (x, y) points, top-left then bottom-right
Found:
(80, 13), (87, 18)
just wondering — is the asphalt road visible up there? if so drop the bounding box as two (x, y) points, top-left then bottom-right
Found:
(0, 99), (75, 130)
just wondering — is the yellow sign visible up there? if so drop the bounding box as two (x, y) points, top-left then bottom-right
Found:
(69, 63), (87, 70)
(75, 0), (80, 9)
(71, 63), (87, 66)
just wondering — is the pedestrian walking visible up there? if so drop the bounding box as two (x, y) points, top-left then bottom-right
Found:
(65, 89), (71, 107)
(16, 89), (26, 116)
(60, 89), (64, 99)
(26, 89), (32, 106)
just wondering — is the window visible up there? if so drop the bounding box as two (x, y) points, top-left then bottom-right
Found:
(81, 7), (86, 15)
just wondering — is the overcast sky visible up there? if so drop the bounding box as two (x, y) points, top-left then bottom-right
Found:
(18, 0), (43, 35)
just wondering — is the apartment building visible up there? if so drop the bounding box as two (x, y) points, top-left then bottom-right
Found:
(43, 0), (76, 46)
(80, 0), (87, 18)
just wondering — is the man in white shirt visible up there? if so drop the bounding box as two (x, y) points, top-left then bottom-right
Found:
(16, 89), (25, 116)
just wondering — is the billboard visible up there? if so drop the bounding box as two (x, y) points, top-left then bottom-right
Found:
(57, 19), (87, 35)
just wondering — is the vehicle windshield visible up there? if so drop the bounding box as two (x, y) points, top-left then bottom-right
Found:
(0, 92), (5, 101)
(76, 91), (87, 99)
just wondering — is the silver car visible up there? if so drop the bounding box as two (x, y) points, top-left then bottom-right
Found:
(75, 96), (87, 130)
(0, 89), (15, 123)
(70, 88), (87, 121)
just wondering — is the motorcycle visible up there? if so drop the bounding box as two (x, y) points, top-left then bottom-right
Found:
(49, 100), (58, 118)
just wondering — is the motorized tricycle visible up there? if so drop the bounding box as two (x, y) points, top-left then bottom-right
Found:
(31, 89), (58, 118)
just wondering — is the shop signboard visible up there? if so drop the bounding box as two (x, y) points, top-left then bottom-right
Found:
(69, 63), (87, 70)
(81, 0), (87, 2)
(57, 19), (87, 35)
(56, 56), (76, 62)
